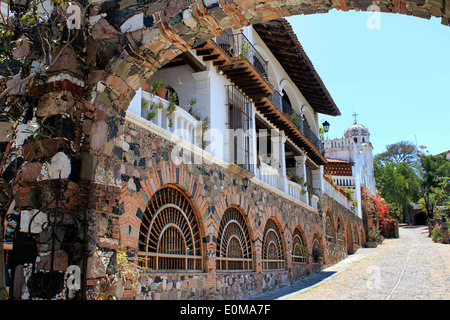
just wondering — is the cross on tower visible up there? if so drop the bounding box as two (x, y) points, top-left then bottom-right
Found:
(352, 112), (358, 124)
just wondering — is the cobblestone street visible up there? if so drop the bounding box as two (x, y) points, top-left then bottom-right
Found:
(248, 225), (450, 300)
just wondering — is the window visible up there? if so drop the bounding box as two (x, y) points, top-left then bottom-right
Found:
(138, 186), (203, 271)
(226, 85), (254, 173)
(292, 228), (307, 263)
(354, 227), (359, 246)
(216, 207), (253, 271)
(325, 213), (335, 243)
(312, 238), (322, 263)
(337, 218), (345, 243)
(262, 219), (285, 270)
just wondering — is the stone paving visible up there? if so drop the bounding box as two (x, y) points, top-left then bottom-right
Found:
(247, 225), (450, 300)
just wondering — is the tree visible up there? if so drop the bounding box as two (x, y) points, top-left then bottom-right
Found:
(375, 141), (420, 167)
(417, 154), (450, 220)
(375, 161), (421, 225)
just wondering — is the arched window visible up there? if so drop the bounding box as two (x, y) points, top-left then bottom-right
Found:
(292, 228), (307, 263)
(337, 218), (345, 244)
(216, 207), (253, 271)
(262, 219), (285, 270)
(325, 213), (335, 243)
(312, 238), (322, 264)
(354, 227), (359, 246)
(138, 186), (203, 271)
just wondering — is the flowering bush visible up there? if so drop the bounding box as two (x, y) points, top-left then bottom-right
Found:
(361, 186), (398, 238)
(431, 226), (442, 243)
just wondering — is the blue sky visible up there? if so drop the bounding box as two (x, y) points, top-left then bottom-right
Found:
(286, 11), (450, 156)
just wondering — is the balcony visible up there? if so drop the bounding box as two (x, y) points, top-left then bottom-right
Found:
(323, 177), (356, 213)
(141, 91), (201, 147)
(269, 91), (324, 155)
(215, 31), (268, 81)
(255, 91), (326, 165)
(194, 32), (274, 101)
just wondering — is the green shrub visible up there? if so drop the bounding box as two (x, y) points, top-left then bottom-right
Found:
(431, 226), (442, 243)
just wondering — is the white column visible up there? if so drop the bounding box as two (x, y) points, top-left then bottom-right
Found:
(311, 165), (324, 193)
(294, 153), (308, 204)
(271, 130), (287, 192)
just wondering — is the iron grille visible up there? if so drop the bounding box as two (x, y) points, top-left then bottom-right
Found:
(138, 187), (203, 271)
(215, 31), (268, 80)
(216, 207), (253, 271)
(326, 214), (335, 243)
(226, 85), (254, 174)
(269, 91), (324, 154)
(292, 229), (307, 264)
(262, 219), (285, 270)
(312, 238), (322, 263)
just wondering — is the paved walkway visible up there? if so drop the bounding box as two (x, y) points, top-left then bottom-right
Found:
(247, 226), (450, 300)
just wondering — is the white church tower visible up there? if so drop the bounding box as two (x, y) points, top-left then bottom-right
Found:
(323, 115), (377, 218)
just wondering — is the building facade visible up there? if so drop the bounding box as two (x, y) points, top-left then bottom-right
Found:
(323, 120), (377, 218)
(4, 19), (366, 300)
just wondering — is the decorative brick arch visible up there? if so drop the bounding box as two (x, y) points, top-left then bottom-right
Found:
(325, 211), (336, 242)
(336, 215), (345, 243)
(346, 221), (355, 254)
(118, 163), (209, 253)
(216, 204), (255, 271)
(292, 226), (308, 257)
(261, 216), (287, 269)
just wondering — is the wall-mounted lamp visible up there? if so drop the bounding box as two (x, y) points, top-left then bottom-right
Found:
(322, 121), (330, 133)
(242, 177), (250, 190)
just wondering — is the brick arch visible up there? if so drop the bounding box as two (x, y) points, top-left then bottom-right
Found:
(90, 0), (448, 113)
(311, 232), (323, 263)
(346, 221), (355, 254)
(336, 215), (345, 243)
(118, 162), (210, 251)
(292, 225), (308, 255)
(261, 216), (287, 269)
(135, 183), (206, 270)
(325, 210), (336, 243)
(216, 204), (255, 270)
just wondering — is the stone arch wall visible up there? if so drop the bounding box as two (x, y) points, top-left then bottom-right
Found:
(104, 114), (371, 299)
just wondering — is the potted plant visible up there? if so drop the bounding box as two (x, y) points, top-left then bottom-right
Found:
(187, 98), (201, 120)
(166, 91), (178, 128)
(146, 109), (157, 121)
(151, 79), (167, 98)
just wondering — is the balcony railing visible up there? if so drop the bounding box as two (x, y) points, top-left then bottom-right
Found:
(323, 178), (355, 213)
(287, 180), (304, 201)
(141, 91), (201, 147)
(269, 91), (324, 154)
(215, 31), (268, 81)
(332, 175), (356, 188)
(257, 162), (279, 189)
(269, 90), (293, 115)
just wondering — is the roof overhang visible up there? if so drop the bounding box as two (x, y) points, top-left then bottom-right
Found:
(254, 19), (341, 117)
